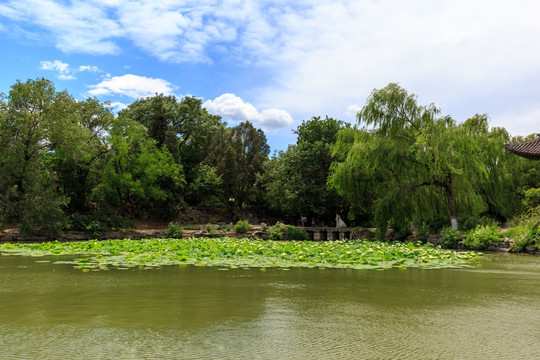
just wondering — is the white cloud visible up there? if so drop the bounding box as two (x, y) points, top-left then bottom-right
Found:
(0, 0), (244, 62)
(246, 0), (540, 136)
(79, 65), (100, 72)
(40, 60), (76, 80)
(1, 0), (122, 54)
(107, 101), (129, 112)
(88, 74), (177, 99)
(203, 93), (293, 131)
(0, 3), (21, 20)
(40, 60), (101, 80)
(40, 60), (69, 72)
(345, 105), (362, 118)
(4, 1), (540, 138)
(493, 106), (540, 138)
(259, 109), (295, 130)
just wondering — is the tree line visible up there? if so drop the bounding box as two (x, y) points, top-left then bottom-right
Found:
(0, 78), (538, 237)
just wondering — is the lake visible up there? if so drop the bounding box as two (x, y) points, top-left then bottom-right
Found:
(0, 253), (538, 359)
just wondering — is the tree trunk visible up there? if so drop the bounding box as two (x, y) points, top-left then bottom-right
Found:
(444, 175), (458, 230)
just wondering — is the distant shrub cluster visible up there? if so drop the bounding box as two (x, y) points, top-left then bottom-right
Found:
(285, 225), (308, 240)
(69, 214), (134, 233)
(439, 227), (461, 249)
(269, 222), (284, 240)
(463, 225), (501, 250)
(167, 222), (184, 238)
(457, 215), (500, 232)
(506, 189), (540, 252)
(234, 220), (251, 234)
(510, 222), (540, 252)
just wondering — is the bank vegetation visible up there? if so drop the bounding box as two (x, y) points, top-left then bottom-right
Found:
(0, 79), (539, 252)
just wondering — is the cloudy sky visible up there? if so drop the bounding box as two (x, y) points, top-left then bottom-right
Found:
(1, 0), (539, 150)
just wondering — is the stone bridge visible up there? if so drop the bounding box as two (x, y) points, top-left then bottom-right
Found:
(301, 227), (359, 241)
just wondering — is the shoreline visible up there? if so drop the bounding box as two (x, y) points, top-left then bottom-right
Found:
(0, 226), (537, 255)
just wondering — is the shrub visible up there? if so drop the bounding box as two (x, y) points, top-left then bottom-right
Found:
(457, 215), (499, 231)
(509, 221), (540, 252)
(523, 188), (540, 210)
(439, 227), (461, 249)
(234, 220), (251, 234)
(70, 214), (134, 231)
(269, 222), (284, 240)
(183, 225), (200, 230)
(69, 214), (103, 231)
(285, 225), (308, 240)
(463, 225), (501, 250)
(414, 222), (430, 243)
(107, 215), (135, 231)
(205, 223), (218, 236)
(167, 222), (184, 238)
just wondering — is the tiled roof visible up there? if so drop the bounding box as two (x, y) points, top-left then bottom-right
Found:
(504, 135), (540, 160)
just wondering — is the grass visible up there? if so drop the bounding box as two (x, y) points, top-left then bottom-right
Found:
(234, 220), (251, 234)
(0, 238), (479, 272)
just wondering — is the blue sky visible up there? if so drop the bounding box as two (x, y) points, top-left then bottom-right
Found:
(1, 0), (539, 151)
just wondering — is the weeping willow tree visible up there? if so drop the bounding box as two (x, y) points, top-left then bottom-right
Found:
(329, 83), (500, 235)
(459, 115), (526, 222)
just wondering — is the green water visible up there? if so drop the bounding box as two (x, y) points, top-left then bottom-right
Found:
(0, 253), (538, 359)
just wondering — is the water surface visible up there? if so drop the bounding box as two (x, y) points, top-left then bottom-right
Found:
(0, 253), (538, 359)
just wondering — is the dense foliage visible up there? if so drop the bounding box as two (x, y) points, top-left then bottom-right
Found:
(167, 222), (184, 238)
(0, 78), (538, 239)
(204, 121), (270, 210)
(507, 192), (540, 252)
(439, 227), (461, 249)
(329, 83), (540, 238)
(261, 116), (349, 224)
(463, 225), (501, 250)
(510, 220), (540, 252)
(234, 220), (251, 234)
(284, 225), (309, 240)
(0, 79), (271, 234)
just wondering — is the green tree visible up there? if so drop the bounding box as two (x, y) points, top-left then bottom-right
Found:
(330, 83), (501, 235)
(262, 116), (349, 223)
(187, 164), (224, 208)
(205, 121), (270, 208)
(460, 115), (530, 222)
(0, 78), (69, 235)
(118, 94), (224, 191)
(48, 97), (113, 214)
(93, 117), (185, 219)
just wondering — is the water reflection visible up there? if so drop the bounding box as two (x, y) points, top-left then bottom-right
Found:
(0, 253), (538, 359)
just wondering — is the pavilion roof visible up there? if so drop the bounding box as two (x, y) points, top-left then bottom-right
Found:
(504, 135), (540, 160)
